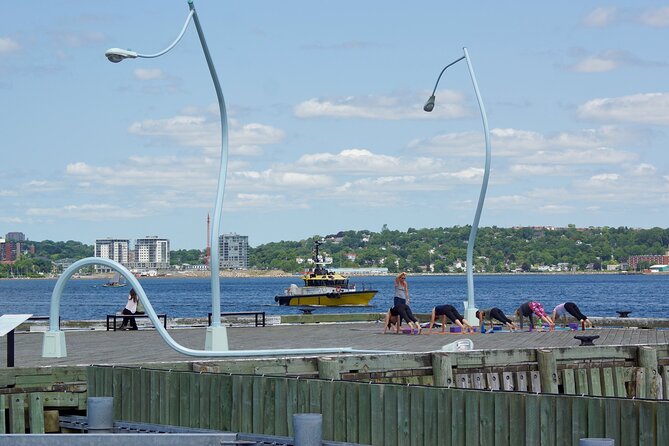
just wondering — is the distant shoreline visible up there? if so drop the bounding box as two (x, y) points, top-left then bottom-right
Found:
(1, 270), (658, 281)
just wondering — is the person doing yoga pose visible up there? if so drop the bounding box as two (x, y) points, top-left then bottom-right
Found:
(428, 304), (474, 334)
(552, 302), (593, 329)
(475, 307), (517, 332)
(516, 301), (554, 331)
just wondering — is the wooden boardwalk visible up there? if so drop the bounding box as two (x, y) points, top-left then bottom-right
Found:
(3, 322), (669, 368)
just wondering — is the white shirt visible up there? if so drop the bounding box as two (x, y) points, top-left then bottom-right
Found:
(125, 295), (137, 313)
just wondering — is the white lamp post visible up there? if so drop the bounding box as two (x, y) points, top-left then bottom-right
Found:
(424, 47), (491, 324)
(106, 0), (229, 350)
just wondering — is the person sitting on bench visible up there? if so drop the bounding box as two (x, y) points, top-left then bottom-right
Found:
(119, 288), (142, 331)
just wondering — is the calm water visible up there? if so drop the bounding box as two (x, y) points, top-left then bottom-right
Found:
(0, 274), (666, 321)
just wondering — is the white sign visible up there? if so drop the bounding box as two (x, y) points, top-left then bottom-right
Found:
(0, 314), (33, 336)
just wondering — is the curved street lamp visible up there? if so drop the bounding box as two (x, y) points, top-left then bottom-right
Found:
(424, 47), (491, 324)
(105, 0), (229, 350)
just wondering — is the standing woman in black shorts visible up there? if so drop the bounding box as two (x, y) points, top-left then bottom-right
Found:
(428, 304), (474, 334)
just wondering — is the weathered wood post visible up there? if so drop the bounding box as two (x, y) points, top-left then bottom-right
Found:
(431, 353), (453, 387)
(318, 358), (340, 380)
(537, 348), (558, 394)
(637, 345), (659, 399)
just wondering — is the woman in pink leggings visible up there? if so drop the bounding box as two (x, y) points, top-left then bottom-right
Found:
(516, 301), (555, 331)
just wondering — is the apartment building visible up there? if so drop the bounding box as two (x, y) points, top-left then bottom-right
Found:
(94, 238), (130, 272)
(134, 236), (170, 271)
(219, 233), (248, 269)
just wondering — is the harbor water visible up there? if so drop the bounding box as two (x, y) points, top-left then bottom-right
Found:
(0, 273), (667, 321)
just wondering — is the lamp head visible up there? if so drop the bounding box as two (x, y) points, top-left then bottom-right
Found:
(105, 48), (139, 63)
(423, 95), (436, 112)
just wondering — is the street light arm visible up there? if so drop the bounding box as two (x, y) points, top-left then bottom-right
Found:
(139, 10), (195, 59)
(428, 55), (466, 97)
(104, 10), (194, 62)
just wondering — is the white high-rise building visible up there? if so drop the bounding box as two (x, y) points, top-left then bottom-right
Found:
(219, 233), (248, 269)
(134, 236), (170, 271)
(94, 238), (130, 272)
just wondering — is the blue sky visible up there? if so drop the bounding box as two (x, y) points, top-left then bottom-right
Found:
(1, 1), (668, 250)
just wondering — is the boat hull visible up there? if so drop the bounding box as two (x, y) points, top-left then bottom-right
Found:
(275, 290), (377, 306)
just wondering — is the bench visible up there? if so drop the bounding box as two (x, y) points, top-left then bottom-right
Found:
(106, 313), (167, 331)
(208, 312), (266, 327)
(27, 315), (61, 330)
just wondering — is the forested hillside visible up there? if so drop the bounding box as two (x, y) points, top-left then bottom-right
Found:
(248, 225), (669, 273)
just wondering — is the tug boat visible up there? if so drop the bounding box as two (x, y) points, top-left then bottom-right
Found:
(274, 241), (377, 306)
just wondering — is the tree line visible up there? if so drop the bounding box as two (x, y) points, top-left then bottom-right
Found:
(248, 225), (669, 274)
(2, 225), (668, 277)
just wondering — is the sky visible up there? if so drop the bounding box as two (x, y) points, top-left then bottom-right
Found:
(1, 1), (669, 250)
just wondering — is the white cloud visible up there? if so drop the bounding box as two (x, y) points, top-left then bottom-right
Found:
(639, 7), (669, 27)
(232, 169), (334, 189)
(66, 156), (218, 189)
(0, 189), (17, 197)
(229, 193), (307, 211)
(409, 126), (642, 158)
(294, 90), (470, 120)
(0, 216), (22, 223)
(538, 204), (574, 214)
(293, 148), (443, 175)
(128, 115), (285, 155)
(629, 163), (656, 176)
(23, 180), (63, 192)
(569, 56), (619, 73)
(524, 147), (637, 165)
(509, 164), (567, 176)
(577, 93), (669, 125)
(49, 31), (105, 47)
(582, 7), (618, 27)
(591, 173), (620, 182)
(567, 50), (658, 73)
(0, 37), (20, 54)
(134, 68), (164, 81)
(486, 195), (529, 209)
(26, 204), (133, 220)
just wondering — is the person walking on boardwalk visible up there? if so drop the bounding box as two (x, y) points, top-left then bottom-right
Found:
(393, 272), (410, 307)
(516, 301), (554, 331)
(428, 304), (474, 334)
(475, 307), (517, 332)
(119, 288), (139, 330)
(552, 302), (593, 329)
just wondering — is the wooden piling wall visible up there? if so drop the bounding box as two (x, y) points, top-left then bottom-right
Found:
(87, 365), (669, 446)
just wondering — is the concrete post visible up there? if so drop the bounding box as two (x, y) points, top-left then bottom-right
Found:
(293, 413), (322, 446)
(579, 439), (614, 445)
(87, 397), (114, 433)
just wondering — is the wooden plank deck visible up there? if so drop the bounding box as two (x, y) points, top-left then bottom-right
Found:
(2, 323), (669, 368)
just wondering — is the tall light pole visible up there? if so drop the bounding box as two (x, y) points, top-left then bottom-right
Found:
(424, 47), (491, 324)
(105, 0), (229, 350)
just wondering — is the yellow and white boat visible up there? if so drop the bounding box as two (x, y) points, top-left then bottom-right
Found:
(274, 241), (377, 306)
